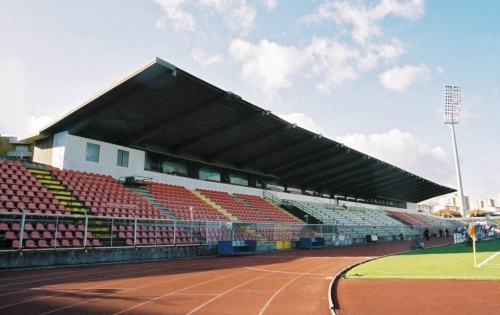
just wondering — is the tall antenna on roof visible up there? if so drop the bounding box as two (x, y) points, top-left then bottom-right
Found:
(444, 86), (466, 218)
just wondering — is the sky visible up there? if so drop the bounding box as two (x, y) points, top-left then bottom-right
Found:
(0, 0), (499, 204)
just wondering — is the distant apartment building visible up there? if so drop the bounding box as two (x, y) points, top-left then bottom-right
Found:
(416, 204), (434, 213)
(0, 136), (33, 161)
(438, 193), (470, 212)
(471, 198), (495, 210)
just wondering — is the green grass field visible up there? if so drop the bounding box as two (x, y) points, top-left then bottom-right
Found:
(345, 238), (500, 280)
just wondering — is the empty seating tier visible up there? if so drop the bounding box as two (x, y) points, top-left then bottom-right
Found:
(0, 160), (67, 215)
(50, 168), (166, 219)
(147, 183), (226, 221)
(197, 189), (271, 223)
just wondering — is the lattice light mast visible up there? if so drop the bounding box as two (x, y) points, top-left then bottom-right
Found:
(444, 86), (466, 217)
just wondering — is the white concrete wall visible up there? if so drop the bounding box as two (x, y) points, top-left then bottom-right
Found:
(60, 134), (145, 179)
(52, 131), (68, 170)
(46, 133), (266, 196)
(32, 146), (52, 165)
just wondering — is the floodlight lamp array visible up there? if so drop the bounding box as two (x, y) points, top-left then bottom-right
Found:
(444, 86), (461, 124)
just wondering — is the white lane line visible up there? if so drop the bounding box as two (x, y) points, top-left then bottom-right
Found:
(111, 269), (252, 315)
(258, 261), (335, 315)
(0, 258), (229, 309)
(244, 266), (332, 276)
(477, 251), (500, 268)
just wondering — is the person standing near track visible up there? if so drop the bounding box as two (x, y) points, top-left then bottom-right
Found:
(423, 227), (430, 241)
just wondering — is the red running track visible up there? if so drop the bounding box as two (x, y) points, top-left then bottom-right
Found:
(0, 238), (452, 315)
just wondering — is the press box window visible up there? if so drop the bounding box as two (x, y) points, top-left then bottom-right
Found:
(117, 149), (129, 167)
(85, 143), (100, 162)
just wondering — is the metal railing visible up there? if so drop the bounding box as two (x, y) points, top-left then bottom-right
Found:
(0, 211), (470, 252)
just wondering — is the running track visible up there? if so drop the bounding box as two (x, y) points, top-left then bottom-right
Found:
(0, 238), (453, 315)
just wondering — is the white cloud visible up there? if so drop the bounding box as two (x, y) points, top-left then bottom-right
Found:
(154, 0), (195, 31)
(190, 48), (224, 66)
(229, 34), (410, 97)
(229, 39), (308, 102)
(336, 128), (452, 181)
(199, 0), (256, 35)
(25, 115), (54, 137)
(260, 0), (278, 10)
(304, 0), (425, 44)
(305, 37), (359, 92)
(378, 64), (431, 92)
(0, 58), (27, 136)
(279, 113), (324, 134)
(154, 0), (257, 35)
(227, 0), (426, 97)
(153, 0), (429, 98)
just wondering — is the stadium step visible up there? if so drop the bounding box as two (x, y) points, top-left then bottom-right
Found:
(192, 191), (237, 221)
(29, 168), (90, 216)
(129, 186), (176, 219)
(27, 169), (51, 175)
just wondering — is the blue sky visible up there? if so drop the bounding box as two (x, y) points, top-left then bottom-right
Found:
(0, 0), (499, 204)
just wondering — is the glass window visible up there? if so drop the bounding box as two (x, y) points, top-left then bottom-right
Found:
(117, 149), (129, 167)
(229, 173), (248, 186)
(199, 167), (220, 182)
(85, 143), (100, 162)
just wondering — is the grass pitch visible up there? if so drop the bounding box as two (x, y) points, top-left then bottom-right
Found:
(345, 238), (500, 280)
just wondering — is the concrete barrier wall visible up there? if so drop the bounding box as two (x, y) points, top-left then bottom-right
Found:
(0, 243), (282, 269)
(0, 245), (218, 269)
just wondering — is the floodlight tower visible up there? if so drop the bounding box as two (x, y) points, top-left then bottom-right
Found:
(444, 86), (466, 217)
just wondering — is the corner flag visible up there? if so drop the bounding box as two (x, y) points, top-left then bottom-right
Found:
(468, 224), (475, 239)
(468, 223), (477, 267)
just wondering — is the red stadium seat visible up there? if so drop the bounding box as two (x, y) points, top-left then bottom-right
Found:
(42, 231), (53, 240)
(24, 223), (34, 232)
(38, 239), (50, 248)
(30, 231), (42, 240)
(5, 231), (17, 240)
(0, 222), (9, 232)
(25, 240), (37, 249)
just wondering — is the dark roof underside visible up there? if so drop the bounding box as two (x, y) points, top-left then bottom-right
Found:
(34, 57), (455, 203)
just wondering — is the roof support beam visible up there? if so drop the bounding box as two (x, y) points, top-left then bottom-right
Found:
(169, 110), (271, 154)
(265, 144), (341, 175)
(66, 86), (148, 135)
(204, 123), (296, 163)
(118, 92), (237, 146)
(374, 178), (425, 202)
(298, 157), (372, 189)
(341, 167), (405, 195)
(396, 181), (453, 203)
(413, 186), (454, 203)
(336, 165), (402, 195)
(324, 162), (384, 189)
(284, 153), (363, 186)
(235, 134), (323, 169)
(360, 175), (417, 199)
(63, 66), (173, 136)
(312, 160), (379, 191)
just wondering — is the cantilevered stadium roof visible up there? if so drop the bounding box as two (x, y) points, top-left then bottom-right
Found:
(26, 57), (455, 203)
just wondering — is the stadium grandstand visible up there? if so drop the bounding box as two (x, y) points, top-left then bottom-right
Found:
(0, 57), (465, 268)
